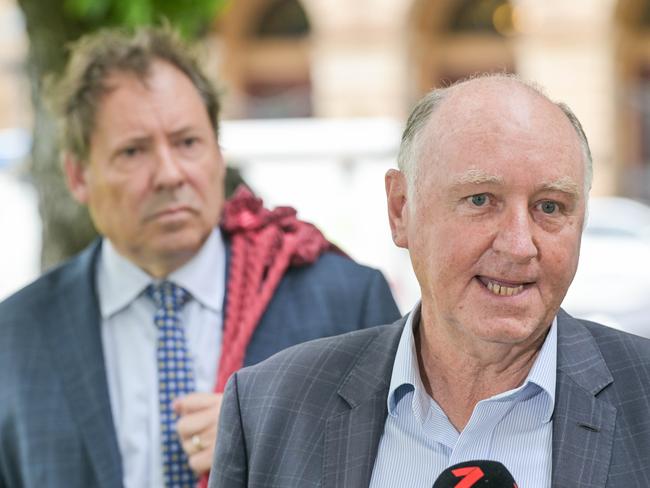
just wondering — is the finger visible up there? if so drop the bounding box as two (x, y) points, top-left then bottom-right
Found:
(176, 404), (221, 441)
(187, 445), (214, 476)
(181, 424), (217, 460)
(173, 392), (222, 416)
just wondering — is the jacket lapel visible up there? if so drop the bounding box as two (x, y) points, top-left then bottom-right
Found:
(322, 319), (406, 488)
(319, 310), (619, 486)
(42, 242), (123, 487)
(552, 310), (616, 487)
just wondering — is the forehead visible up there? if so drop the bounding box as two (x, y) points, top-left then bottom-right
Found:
(93, 61), (208, 133)
(418, 80), (585, 187)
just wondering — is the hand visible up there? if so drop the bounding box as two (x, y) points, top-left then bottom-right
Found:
(174, 392), (223, 476)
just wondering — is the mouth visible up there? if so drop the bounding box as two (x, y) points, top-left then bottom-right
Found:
(476, 275), (534, 297)
(148, 205), (194, 220)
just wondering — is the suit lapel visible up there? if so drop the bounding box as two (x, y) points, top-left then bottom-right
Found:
(320, 311), (619, 486)
(552, 310), (616, 487)
(43, 242), (123, 487)
(322, 320), (405, 488)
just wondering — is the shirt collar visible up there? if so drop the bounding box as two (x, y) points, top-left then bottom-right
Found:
(96, 239), (151, 319)
(167, 228), (226, 313)
(96, 228), (226, 319)
(387, 302), (430, 422)
(485, 318), (556, 423)
(387, 302), (557, 424)
(519, 317), (557, 422)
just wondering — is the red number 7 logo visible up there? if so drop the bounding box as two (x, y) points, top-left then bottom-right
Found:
(451, 466), (484, 488)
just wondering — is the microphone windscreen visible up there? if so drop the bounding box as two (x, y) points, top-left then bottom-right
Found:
(432, 460), (518, 488)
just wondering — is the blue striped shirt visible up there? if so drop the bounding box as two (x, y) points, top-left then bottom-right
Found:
(369, 303), (556, 488)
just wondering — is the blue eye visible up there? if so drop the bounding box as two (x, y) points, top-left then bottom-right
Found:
(470, 194), (488, 206)
(540, 201), (557, 214)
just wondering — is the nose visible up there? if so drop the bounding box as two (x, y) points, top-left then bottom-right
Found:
(492, 206), (539, 263)
(152, 145), (184, 190)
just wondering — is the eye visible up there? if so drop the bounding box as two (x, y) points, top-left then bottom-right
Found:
(177, 136), (201, 150)
(469, 194), (489, 207)
(539, 200), (558, 214)
(121, 146), (141, 157)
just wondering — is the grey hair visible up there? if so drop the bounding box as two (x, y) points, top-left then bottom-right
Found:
(397, 74), (593, 196)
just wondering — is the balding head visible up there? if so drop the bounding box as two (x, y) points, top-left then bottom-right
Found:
(397, 75), (592, 198)
(385, 74), (588, 363)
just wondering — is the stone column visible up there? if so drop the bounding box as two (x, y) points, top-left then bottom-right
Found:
(306, 0), (410, 118)
(514, 0), (619, 195)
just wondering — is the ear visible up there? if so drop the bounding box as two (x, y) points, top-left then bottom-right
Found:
(63, 153), (91, 204)
(385, 169), (409, 249)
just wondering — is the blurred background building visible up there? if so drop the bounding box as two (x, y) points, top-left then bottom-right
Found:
(1, 0), (649, 337)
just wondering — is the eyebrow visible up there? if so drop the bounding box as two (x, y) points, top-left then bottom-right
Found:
(168, 126), (197, 138)
(539, 176), (581, 199)
(451, 170), (582, 199)
(452, 169), (504, 186)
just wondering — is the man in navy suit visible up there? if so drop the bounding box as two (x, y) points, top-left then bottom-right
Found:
(0, 26), (400, 488)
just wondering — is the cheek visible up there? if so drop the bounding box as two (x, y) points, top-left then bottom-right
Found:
(540, 234), (581, 290)
(190, 165), (225, 216)
(202, 166), (224, 200)
(193, 158), (223, 190)
(409, 224), (458, 288)
(92, 178), (150, 228)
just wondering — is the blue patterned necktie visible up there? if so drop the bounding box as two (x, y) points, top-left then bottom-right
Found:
(147, 281), (197, 488)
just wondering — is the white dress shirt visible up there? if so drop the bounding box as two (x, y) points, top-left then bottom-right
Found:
(97, 229), (226, 488)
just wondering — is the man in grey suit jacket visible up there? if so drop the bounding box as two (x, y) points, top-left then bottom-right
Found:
(210, 75), (650, 487)
(0, 27), (400, 488)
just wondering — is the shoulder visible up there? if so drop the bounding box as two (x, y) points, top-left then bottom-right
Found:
(233, 320), (405, 402)
(247, 319), (402, 368)
(0, 243), (98, 324)
(268, 251), (400, 324)
(558, 309), (650, 362)
(282, 251), (395, 302)
(291, 251), (384, 280)
(579, 318), (650, 369)
(558, 310), (650, 397)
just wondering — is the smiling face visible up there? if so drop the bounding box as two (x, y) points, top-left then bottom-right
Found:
(387, 79), (586, 350)
(65, 60), (225, 277)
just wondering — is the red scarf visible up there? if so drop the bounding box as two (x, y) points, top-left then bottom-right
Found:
(214, 185), (341, 393)
(198, 186), (339, 487)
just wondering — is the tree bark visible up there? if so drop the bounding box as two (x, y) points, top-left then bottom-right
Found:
(18, 0), (98, 270)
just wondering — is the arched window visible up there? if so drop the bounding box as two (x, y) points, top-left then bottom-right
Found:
(410, 0), (517, 96)
(217, 0), (313, 119)
(448, 0), (515, 35)
(253, 0), (310, 38)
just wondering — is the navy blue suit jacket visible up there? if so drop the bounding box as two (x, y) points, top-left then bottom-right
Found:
(0, 239), (400, 488)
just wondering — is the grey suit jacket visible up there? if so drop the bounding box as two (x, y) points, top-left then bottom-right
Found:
(210, 310), (650, 487)
(0, 240), (400, 488)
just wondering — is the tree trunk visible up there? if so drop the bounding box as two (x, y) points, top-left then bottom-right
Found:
(18, 0), (98, 270)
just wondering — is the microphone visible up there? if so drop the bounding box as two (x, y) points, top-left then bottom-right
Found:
(432, 460), (519, 488)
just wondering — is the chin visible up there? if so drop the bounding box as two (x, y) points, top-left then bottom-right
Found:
(153, 229), (209, 257)
(472, 314), (549, 344)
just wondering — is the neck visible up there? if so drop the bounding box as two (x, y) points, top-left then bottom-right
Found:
(415, 309), (548, 431)
(126, 250), (197, 279)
